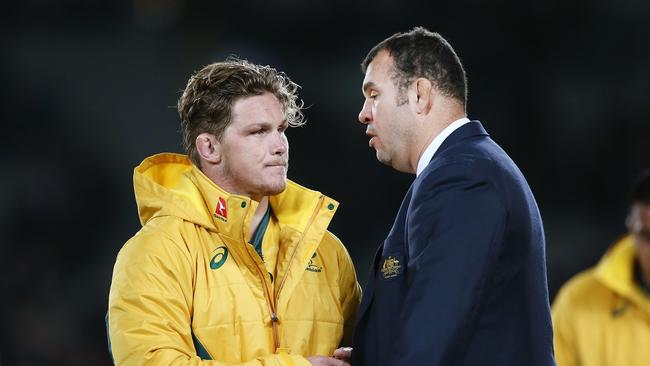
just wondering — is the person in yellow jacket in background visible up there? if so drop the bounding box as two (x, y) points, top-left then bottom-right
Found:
(107, 58), (361, 366)
(552, 169), (650, 366)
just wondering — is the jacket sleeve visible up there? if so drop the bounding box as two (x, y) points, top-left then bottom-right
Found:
(551, 284), (578, 366)
(387, 162), (506, 365)
(108, 231), (312, 366)
(335, 234), (362, 346)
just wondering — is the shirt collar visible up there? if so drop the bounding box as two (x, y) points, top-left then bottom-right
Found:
(416, 117), (470, 176)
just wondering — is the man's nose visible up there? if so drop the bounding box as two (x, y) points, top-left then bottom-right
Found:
(359, 100), (372, 124)
(271, 132), (288, 155)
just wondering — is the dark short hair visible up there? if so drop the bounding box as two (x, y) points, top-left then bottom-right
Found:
(178, 58), (304, 165)
(632, 168), (650, 205)
(361, 26), (467, 106)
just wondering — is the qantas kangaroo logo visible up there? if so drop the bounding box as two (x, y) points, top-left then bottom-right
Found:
(214, 197), (228, 222)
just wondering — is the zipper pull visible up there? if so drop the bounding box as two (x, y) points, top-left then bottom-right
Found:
(270, 312), (281, 350)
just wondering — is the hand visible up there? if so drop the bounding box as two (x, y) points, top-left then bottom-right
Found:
(307, 355), (351, 366)
(333, 347), (352, 363)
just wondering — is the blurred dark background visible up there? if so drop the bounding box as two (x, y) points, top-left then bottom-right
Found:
(1, 0), (649, 364)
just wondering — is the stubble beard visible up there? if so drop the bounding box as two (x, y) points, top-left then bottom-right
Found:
(249, 165), (289, 199)
(376, 148), (393, 167)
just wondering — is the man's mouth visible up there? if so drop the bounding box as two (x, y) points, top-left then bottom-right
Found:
(366, 130), (377, 148)
(266, 162), (287, 168)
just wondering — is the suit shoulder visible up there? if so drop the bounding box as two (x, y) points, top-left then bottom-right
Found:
(432, 136), (518, 175)
(425, 141), (532, 200)
(425, 138), (502, 174)
(417, 157), (497, 193)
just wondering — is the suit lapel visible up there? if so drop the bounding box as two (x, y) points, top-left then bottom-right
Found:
(355, 184), (414, 328)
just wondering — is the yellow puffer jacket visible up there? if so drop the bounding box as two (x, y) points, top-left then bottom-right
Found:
(552, 235), (650, 366)
(108, 153), (361, 365)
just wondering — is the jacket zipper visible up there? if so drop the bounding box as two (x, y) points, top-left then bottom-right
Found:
(246, 196), (324, 352)
(272, 196), (324, 321)
(247, 251), (281, 350)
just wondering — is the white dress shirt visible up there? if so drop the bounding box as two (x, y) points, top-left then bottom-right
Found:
(415, 117), (471, 176)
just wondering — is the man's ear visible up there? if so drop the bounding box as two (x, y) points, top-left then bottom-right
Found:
(195, 133), (221, 164)
(413, 78), (433, 114)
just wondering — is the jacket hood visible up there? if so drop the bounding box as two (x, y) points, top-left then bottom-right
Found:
(595, 235), (649, 310)
(134, 153), (214, 229)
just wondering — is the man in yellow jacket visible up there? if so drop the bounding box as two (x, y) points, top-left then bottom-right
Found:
(552, 169), (650, 366)
(107, 59), (361, 366)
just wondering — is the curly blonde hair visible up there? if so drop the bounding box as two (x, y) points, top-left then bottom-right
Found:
(178, 58), (305, 165)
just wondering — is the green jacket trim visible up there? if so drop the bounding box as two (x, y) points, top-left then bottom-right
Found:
(192, 332), (213, 360)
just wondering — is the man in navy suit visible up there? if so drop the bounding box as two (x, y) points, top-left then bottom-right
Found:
(344, 27), (556, 365)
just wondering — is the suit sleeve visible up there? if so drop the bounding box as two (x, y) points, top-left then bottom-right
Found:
(107, 232), (311, 366)
(388, 162), (506, 365)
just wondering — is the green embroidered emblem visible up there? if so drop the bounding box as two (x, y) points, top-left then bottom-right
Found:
(210, 246), (229, 270)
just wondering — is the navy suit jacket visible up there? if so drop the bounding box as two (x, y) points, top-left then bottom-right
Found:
(352, 121), (555, 366)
